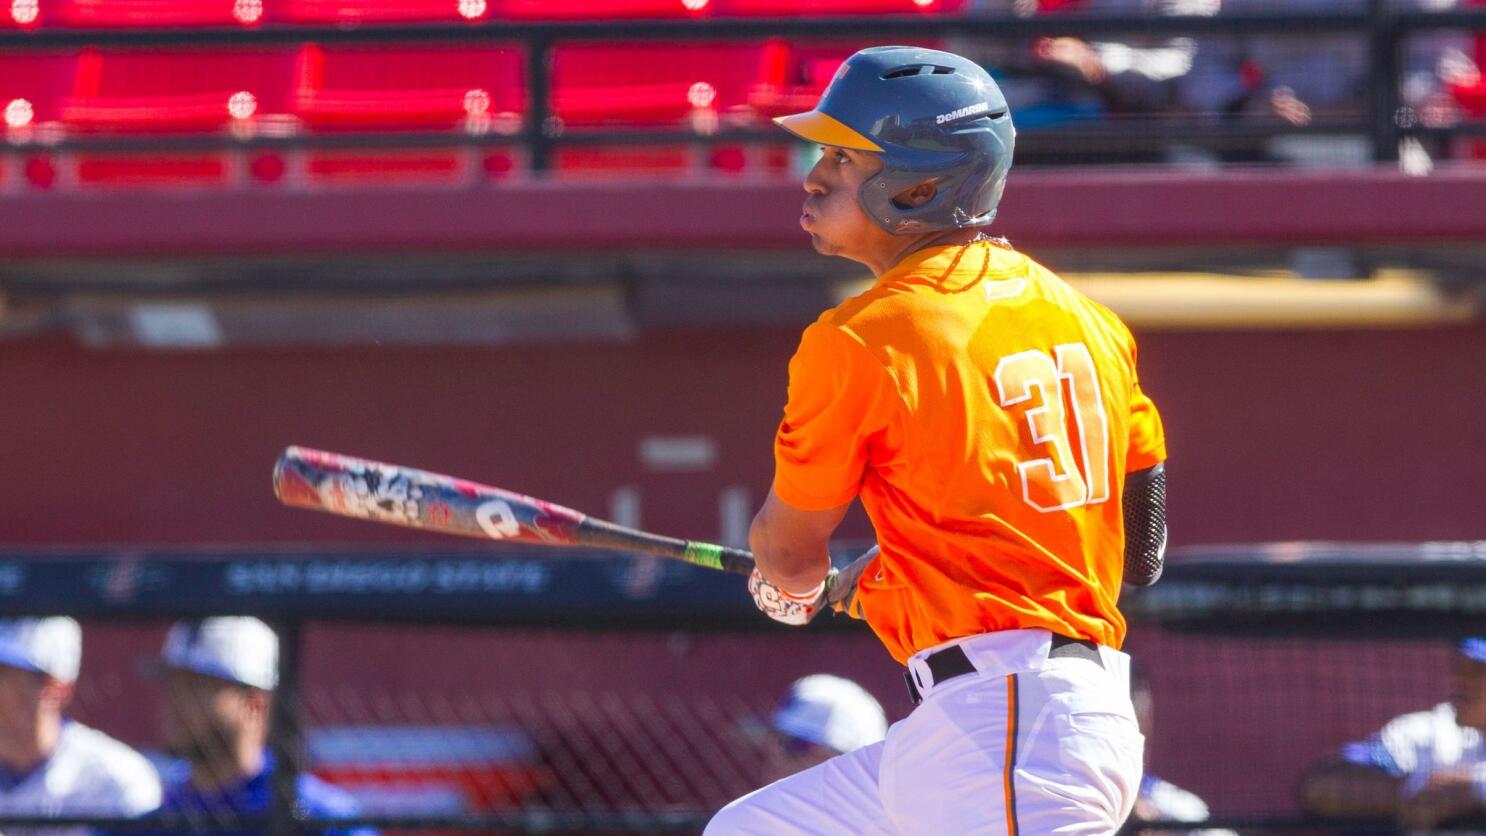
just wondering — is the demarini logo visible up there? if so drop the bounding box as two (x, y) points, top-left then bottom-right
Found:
(935, 101), (989, 125)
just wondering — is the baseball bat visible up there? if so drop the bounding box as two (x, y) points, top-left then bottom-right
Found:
(274, 446), (877, 607)
(272, 446), (760, 575)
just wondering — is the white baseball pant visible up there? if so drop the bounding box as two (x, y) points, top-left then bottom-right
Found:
(706, 628), (1144, 835)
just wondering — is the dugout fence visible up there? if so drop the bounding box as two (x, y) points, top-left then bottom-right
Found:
(0, 542), (1483, 834)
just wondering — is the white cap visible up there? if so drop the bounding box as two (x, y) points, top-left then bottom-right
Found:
(160, 617), (278, 691)
(771, 674), (887, 754)
(0, 617), (82, 683)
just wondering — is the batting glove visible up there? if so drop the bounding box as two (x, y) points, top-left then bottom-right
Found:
(824, 545), (876, 621)
(748, 568), (829, 626)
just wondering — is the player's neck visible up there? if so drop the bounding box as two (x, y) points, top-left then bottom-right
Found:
(869, 228), (992, 278)
(0, 714), (61, 774)
(190, 738), (266, 793)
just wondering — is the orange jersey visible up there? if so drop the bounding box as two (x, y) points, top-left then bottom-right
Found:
(772, 241), (1165, 664)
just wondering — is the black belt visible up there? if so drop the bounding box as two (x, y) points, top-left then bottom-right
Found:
(904, 634), (1102, 706)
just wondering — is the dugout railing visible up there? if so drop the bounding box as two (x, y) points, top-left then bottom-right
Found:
(1, 5), (1484, 171)
(1, 543), (1485, 834)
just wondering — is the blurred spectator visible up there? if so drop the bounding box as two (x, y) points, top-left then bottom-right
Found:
(1035, 0), (1220, 115)
(973, 0), (1480, 148)
(959, 0), (1220, 162)
(1125, 662), (1235, 836)
(133, 617), (375, 836)
(762, 675), (887, 783)
(0, 617), (161, 834)
(1178, 0), (1367, 129)
(1180, 0), (1476, 161)
(1298, 637), (1486, 831)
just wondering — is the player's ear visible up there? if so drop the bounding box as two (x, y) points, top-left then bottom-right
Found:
(39, 676), (75, 711)
(891, 179), (938, 209)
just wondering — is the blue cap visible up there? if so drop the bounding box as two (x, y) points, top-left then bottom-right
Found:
(1458, 638), (1486, 663)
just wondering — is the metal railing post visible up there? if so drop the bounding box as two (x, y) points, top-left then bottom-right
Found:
(526, 33), (554, 173)
(1368, 0), (1402, 162)
(268, 619), (304, 836)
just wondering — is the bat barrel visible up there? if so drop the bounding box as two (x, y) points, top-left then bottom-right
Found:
(274, 447), (760, 577)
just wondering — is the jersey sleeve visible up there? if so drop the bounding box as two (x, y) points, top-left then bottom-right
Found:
(1127, 381), (1166, 472)
(772, 322), (901, 511)
(1125, 337), (1167, 472)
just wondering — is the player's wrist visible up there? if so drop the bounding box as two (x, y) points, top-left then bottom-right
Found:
(747, 568), (824, 626)
(777, 578), (827, 602)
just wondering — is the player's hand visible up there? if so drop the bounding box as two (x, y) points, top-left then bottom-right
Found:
(748, 568), (827, 626)
(824, 545), (877, 620)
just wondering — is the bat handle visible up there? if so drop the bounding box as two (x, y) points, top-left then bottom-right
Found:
(825, 545), (879, 606)
(680, 541), (757, 576)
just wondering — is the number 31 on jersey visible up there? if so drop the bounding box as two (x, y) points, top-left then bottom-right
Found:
(994, 343), (1110, 513)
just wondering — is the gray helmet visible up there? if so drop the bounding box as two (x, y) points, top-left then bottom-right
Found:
(773, 46), (1015, 235)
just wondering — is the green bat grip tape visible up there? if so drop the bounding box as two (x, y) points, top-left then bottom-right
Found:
(683, 541), (726, 571)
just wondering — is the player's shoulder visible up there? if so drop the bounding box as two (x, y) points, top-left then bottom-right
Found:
(57, 721), (155, 773)
(1385, 702), (1461, 734)
(1020, 254), (1136, 339)
(54, 721), (162, 803)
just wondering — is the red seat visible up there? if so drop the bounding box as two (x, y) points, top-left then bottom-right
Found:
(280, 0), (490, 24)
(501, 0), (711, 19)
(295, 44), (525, 184)
(59, 49), (296, 188)
(549, 42), (766, 175)
(63, 48), (297, 133)
(55, 0), (268, 27)
(720, 0), (964, 14)
(296, 44), (524, 131)
(0, 52), (78, 188)
(0, 53), (78, 130)
(551, 42), (762, 128)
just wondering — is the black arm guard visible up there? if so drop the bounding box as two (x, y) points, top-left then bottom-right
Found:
(1123, 463), (1167, 587)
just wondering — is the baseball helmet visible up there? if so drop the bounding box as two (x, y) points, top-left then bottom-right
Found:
(773, 46), (1015, 235)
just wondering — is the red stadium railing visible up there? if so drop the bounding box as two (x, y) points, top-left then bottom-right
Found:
(13, 0), (970, 26)
(0, 7), (1484, 250)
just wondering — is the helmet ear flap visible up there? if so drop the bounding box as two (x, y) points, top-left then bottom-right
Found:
(858, 168), (969, 235)
(888, 177), (942, 211)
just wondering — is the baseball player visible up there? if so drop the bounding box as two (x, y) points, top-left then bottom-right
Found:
(0, 617), (161, 835)
(1299, 637), (1486, 831)
(710, 45), (1168, 835)
(128, 617), (374, 836)
(764, 675), (888, 782)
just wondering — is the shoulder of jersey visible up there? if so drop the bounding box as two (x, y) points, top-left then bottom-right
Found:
(1375, 703), (1467, 745)
(60, 722), (159, 783)
(1022, 258), (1130, 331)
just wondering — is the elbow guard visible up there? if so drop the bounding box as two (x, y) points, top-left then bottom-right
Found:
(1123, 463), (1167, 587)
